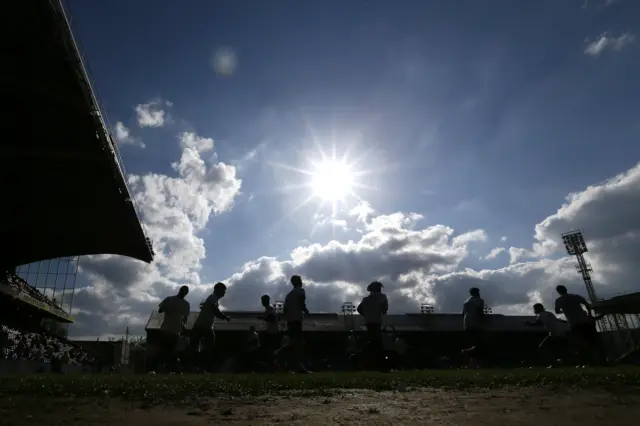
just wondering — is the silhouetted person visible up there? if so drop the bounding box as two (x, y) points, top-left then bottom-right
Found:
(462, 287), (485, 367)
(525, 303), (570, 366)
(150, 285), (190, 372)
(357, 281), (389, 371)
(190, 282), (229, 370)
(258, 295), (279, 363)
(555, 285), (605, 364)
(283, 275), (310, 373)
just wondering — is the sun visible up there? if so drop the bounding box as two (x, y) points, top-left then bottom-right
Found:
(310, 159), (355, 203)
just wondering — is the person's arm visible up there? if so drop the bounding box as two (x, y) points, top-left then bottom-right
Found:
(524, 318), (542, 326)
(158, 298), (167, 313)
(259, 310), (277, 323)
(381, 296), (389, 315)
(578, 295), (594, 316)
(181, 304), (190, 329)
(212, 304), (230, 321)
(357, 300), (364, 316)
(554, 299), (562, 315)
(301, 290), (309, 315)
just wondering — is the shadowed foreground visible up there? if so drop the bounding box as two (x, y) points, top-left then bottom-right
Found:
(1, 369), (639, 425)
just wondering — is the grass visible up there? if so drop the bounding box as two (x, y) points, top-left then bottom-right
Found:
(1, 367), (639, 401)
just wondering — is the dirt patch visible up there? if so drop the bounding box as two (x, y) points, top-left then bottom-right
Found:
(1, 387), (639, 425)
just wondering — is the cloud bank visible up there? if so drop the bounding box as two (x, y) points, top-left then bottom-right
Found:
(70, 98), (640, 338)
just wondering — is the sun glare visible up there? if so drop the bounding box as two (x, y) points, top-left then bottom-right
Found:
(310, 160), (355, 202)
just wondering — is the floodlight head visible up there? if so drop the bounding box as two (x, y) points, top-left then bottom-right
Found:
(342, 301), (355, 314)
(562, 230), (588, 255)
(420, 303), (435, 314)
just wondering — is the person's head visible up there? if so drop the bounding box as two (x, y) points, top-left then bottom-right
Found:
(213, 282), (227, 298)
(178, 286), (189, 298)
(533, 303), (544, 314)
(290, 275), (303, 288)
(261, 294), (270, 307)
(367, 281), (383, 293)
(556, 285), (568, 296)
(469, 287), (480, 297)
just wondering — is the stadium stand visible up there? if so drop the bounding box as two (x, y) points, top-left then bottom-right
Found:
(0, 272), (71, 322)
(2, 0), (154, 269)
(0, 1), (154, 374)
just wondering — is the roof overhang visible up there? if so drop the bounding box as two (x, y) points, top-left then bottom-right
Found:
(2, 0), (153, 268)
(594, 292), (640, 315)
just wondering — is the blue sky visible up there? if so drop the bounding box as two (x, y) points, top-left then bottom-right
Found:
(58, 0), (640, 336)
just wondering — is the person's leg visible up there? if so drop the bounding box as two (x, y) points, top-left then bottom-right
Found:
(287, 321), (308, 372)
(263, 333), (277, 366)
(473, 329), (485, 366)
(538, 335), (555, 366)
(366, 323), (384, 371)
(188, 328), (203, 368)
(163, 333), (179, 372)
(572, 324), (592, 364)
(147, 330), (164, 372)
(585, 323), (606, 364)
(462, 328), (482, 367)
(200, 329), (216, 371)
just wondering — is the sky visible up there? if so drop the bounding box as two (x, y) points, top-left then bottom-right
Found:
(60, 0), (640, 338)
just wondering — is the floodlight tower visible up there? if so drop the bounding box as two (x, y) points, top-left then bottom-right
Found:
(562, 230), (598, 302)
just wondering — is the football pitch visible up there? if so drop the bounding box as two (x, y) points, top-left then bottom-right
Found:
(1, 367), (639, 425)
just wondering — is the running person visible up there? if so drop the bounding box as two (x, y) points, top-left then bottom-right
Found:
(283, 275), (310, 373)
(357, 281), (389, 371)
(190, 282), (230, 370)
(525, 303), (569, 366)
(151, 285), (190, 372)
(462, 287), (485, 367)
(554, 285), (605, 364)
(258, 295), (280, 364)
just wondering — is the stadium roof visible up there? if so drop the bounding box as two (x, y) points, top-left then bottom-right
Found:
(2, 1), (153, 268)
(594, 292), (640, 315)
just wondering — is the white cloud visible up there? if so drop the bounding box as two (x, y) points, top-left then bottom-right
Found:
(508, 247), (537, 264)
(584, 32), (635, 57)
(70, 139), (640, 337)
(113, 121), (145, 148)
(135, 99), (171, 128)
(484, 247), (505, 260)
(500, 236), (507, 242)
(180, 132), (214, 153)
(311, 213), (349, 236)
(349, 201), (375, 223)
(71, 123), (242, 337)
